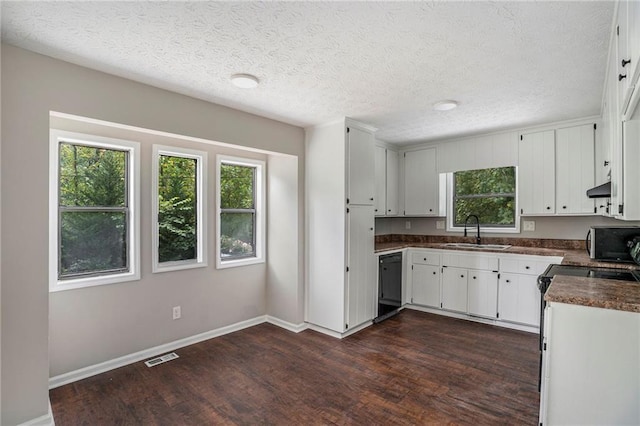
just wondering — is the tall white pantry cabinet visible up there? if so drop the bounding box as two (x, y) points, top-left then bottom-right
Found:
(306, 118), (377, 335)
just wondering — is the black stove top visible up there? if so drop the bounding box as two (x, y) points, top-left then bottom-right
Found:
(539, 264), (640, 285)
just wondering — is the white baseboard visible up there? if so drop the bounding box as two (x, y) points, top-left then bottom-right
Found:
(265, 315), (307, 333)
(49, 315), (267, 389)
(306, 319), (373, 339)
(18, 400), (55, 426)
(306, 323), (344, 338)
(405, 304), (539, 334)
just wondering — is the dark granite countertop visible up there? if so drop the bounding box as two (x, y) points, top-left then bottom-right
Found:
(375, 236), (639, 269)
(375, 241), (567, 258)
(545, 275), (640, 313)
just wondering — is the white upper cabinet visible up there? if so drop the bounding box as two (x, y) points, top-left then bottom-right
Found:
(374, 146), (399, 216)
(616, 0), (640, 117)
(519, 130), (556, 215)
(374, 146), (386, 215)
(386, 149), (399, 215)
(617, 1), (634, 115)
(404, 147), (439, 216)
(555, 124), (595, 215)
(347, 126), (375, 205)
(628, 0), (640, 88)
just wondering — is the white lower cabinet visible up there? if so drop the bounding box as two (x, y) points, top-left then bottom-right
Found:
(498, 254), (563, 328)
(498, 273), (540, 326)
(412, 264), (441, 308)
(410, 250), (441, 308)
(347, 205), (376, 329)
(467, 270), (499, 319)
(540, 303), (640, 425)
(441, 252), (499, 315)
(441, 266), (468, 313)
(406, 250), (562, 331)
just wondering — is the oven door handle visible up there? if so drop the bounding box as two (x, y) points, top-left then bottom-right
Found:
(585, 228), (591, 256)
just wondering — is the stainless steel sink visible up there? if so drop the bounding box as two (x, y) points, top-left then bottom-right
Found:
(440, 243), (511, 250)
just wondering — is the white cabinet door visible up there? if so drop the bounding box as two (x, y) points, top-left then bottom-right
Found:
(621, 117), (640, 220)
(374, 146), (386, 215)
(519, 130), (555, 215)
(386, 149), (399, 215)
(617, 2), (635, 115)
(498, 273), (541, 326)
(543, 304), (640, 425)
(595, 96), (611, 217)
(556, 124), (595, 215)
(441, 266), (468, 313)
(467, 270), (498, 319)
(628, 0), (640, 90)
(347, 126), (374, 205)
(412, 264), (440, 308)
(498, 273), (520, 323)
(404, 148), (438, 216)
(346, 205), (375, 330)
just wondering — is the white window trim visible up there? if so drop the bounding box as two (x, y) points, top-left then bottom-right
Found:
(152, 145), (208, 273)
(216, 155), (266, 269)
(49, 129), (141, 292)
(445, 169), (521, 234)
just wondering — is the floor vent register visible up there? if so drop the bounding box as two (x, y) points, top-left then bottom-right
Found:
(144, 352), (179, 367)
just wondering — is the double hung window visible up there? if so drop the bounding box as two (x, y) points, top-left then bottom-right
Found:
(50, 130), (140, 291)
(216, 156), (265, 268)
(152, 146), (207, 272)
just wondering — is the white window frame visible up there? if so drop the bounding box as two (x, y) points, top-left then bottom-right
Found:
(445, 167), (521, 234)
(49, 129), (141, 292)
(152, 145), (208, 273)
(216, 155), (266, 269)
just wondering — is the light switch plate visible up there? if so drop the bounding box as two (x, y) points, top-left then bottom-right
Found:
(436, 220), (445, 230)
(405, 221), (411, 230)
(523, 220), (535, 232)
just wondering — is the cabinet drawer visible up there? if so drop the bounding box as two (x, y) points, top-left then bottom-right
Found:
(411, 252), (440, 266)
(501, 258), (553, 276)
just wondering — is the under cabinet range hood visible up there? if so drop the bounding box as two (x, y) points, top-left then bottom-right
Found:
(586, 181), (611, 198)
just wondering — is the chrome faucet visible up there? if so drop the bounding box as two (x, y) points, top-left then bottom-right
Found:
(464, 214), (481, 245)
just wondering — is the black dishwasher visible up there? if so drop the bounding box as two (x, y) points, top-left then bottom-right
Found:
(375, 252), (402, 323)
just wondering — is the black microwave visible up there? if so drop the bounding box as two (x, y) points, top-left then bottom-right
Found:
(587, 226), (640, 262)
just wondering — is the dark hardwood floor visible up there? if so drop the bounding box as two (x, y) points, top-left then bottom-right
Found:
(50, 310), (541, 425)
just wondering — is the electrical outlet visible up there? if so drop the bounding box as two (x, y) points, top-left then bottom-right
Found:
(523, 220), (536, 232)
(172, 306), (181, 320)
(405, 221), (411, 230)
(436, 220), (445, 230)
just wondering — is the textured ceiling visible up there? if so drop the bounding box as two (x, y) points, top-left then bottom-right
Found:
(1, 1), (614, 145)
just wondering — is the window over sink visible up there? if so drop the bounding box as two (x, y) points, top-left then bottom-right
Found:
(446, 166), (520, 233)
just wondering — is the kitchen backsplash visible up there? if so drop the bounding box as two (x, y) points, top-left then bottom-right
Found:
(375, 215), (640, 240)
(374, 234), (584, 250)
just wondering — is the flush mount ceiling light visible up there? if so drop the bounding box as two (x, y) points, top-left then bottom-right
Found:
(230, 73), (259, 89)
(433, 100), (459, 111)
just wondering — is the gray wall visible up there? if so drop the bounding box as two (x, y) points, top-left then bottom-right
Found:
(376, 215), (640, 240)
(1, 44), (304, 425)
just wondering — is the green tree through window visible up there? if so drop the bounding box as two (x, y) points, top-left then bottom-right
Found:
(58, 143), (128, 278)
(158, 155), (197, 263)
(220, 163), (256, 259)
(453, 166), (516, 227)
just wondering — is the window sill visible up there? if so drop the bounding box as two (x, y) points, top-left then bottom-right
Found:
(50, 271), (140, 292)
(152, 260), (208, 274)
(446, 226), (521, 234)
(216, 256), (264, 270)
